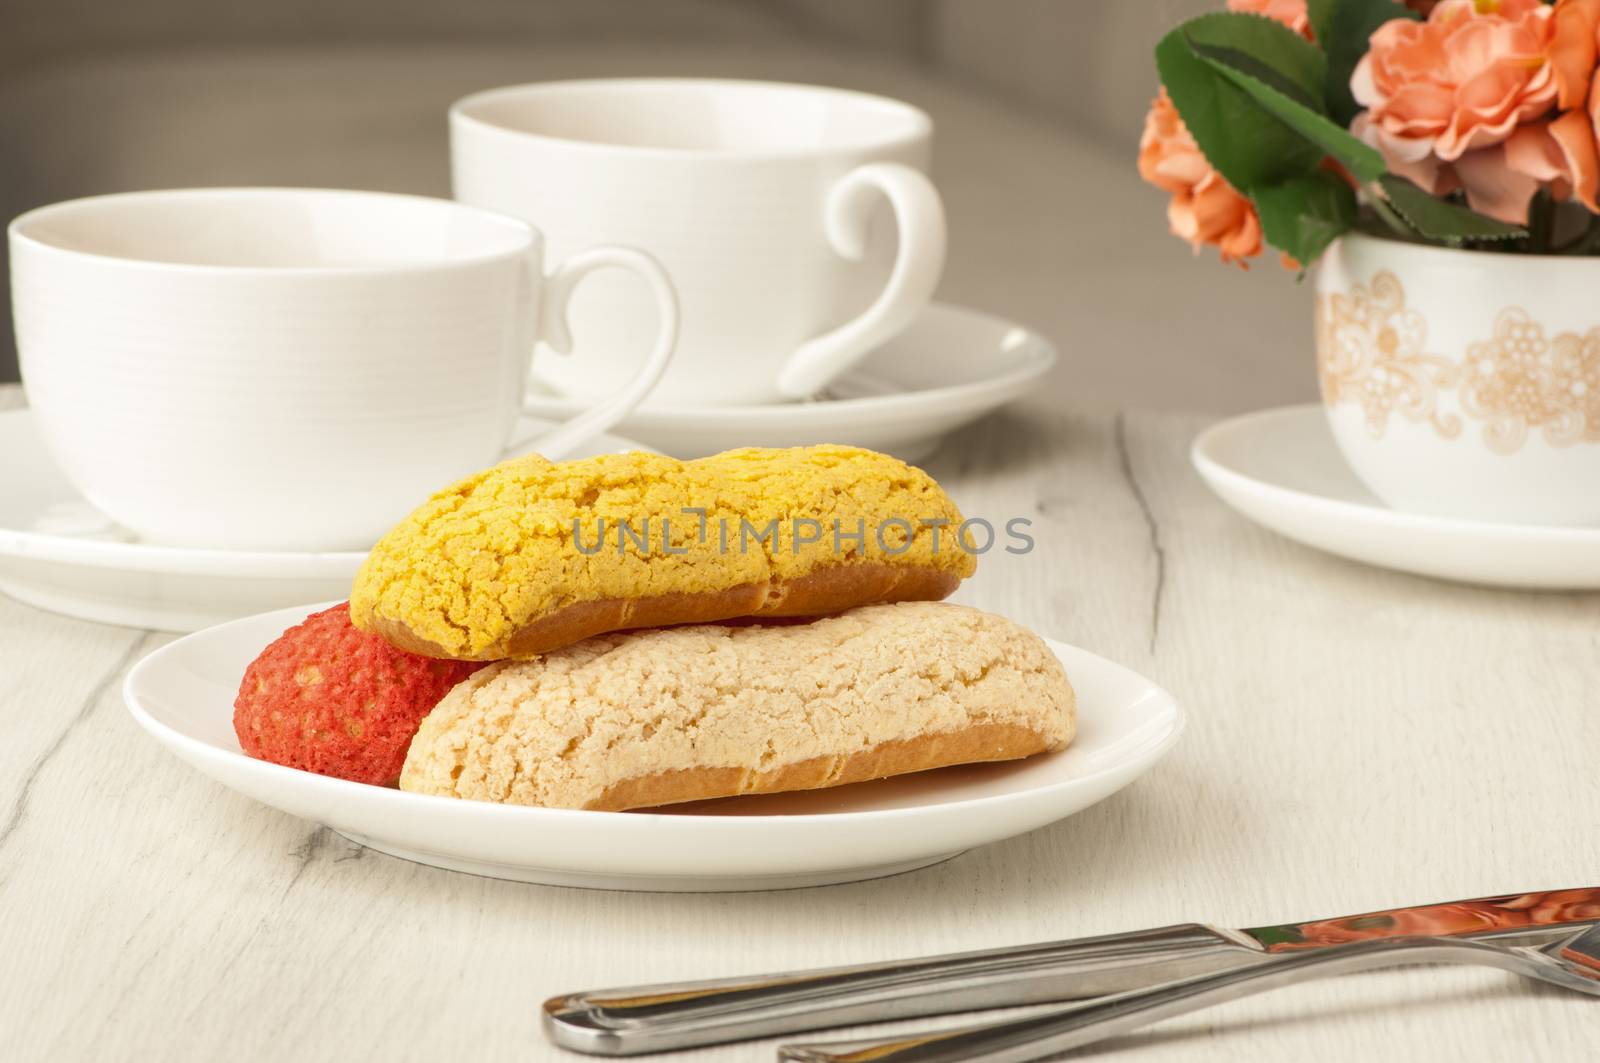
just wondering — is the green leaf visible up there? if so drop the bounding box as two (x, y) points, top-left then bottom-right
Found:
(1304, 0), (1337, 45)
(1156, 13), (1328, 190)
(1188, 40), (1324, 113)
(1253, 171), (1359, 266)
(1192, 34), (1387, 183)
(1378, 175), (1527, 241)
(1184, 11), (1328, 101)
(1325, 0), (1419, 126)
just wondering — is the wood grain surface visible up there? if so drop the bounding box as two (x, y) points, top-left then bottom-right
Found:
(3, 383), (1598, 1061)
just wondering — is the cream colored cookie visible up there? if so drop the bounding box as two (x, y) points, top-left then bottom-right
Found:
(400, 601), (1075, 810)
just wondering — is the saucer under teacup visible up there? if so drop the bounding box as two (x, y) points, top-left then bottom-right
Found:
(521, 302), (1057, 460)
(0, 408), (651, 632)
(1192, 404), (1600, 590)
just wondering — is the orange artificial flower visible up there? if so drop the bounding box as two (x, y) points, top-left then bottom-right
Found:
(1139, 90), (1265, 267)
(1483, 0), (1600, 213)
(1139, 0), (1326, 266)
(1555, 0), (1600, 210)
(1352, 0), (1600, 223)
(1551, 0), (1600, 108)
(1227, 0), (1314, 39)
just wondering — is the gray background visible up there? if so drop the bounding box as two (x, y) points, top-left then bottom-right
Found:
(0, 0), (1313, 409)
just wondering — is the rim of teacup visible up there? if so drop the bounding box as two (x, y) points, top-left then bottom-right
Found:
(450, 77), (933, 161)
(8, 187), (539, 276)
(1338, 226), (1600, 265)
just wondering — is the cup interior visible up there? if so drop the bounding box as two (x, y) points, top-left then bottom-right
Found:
(454, 79), (930, 155)
(9, 188), (532, 270)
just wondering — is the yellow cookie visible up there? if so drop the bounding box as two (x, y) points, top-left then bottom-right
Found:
(351, 445), (976, 660)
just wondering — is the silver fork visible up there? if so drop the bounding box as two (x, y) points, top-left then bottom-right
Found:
(542, 889), (1599, 1055)
(779, 923), (1600, 1062)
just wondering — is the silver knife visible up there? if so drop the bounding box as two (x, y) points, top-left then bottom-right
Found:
(542, 887), (1600, 1055)
(779, 923), (1600, 1063)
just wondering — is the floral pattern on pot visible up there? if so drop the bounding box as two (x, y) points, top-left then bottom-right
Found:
(1460, 309), (1600, 454)
(1318, 269), (1600, 455)
(1315, 270), (1461, 439)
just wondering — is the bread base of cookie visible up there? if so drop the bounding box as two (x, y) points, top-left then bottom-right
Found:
(372, 562), (962, 661)
(585, 720), (1054, 812)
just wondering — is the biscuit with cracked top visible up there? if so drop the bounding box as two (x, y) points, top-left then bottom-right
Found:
(399, 601), (1075, 810)
(351, 445), (976, 661)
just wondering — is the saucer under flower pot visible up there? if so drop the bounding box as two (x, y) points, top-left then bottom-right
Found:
(1316, 231), (1600, 527)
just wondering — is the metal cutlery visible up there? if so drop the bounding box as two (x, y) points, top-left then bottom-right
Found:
(542, 887), (1600, 1055)
(778, 922), (1600, 1062)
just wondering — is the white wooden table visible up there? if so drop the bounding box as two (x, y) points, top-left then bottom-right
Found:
(4, 381), (1598, 1061)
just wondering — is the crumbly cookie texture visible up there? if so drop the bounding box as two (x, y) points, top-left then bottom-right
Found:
(232, 603), (482, 785)
(399, 602), (1075, 810)
(350, 445), (975, 659)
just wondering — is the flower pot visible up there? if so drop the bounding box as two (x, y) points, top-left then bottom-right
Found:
(1316, 232), (1600, 526)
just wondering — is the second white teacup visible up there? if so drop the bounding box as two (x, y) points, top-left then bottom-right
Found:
(452, 78), (946, 406)
(9, 188), (679, 550)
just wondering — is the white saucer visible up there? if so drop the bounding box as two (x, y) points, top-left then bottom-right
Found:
(0, 409), (647, 632)
(123, 602), (1184, 892)
(523, 302), (1057, 461)
(1192, 404), (1600, 589)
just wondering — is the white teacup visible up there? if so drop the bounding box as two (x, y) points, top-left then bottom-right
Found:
(9, 188), (678, 550)
(451, 78), (946, 406)
(1318, 232), (1600, 526)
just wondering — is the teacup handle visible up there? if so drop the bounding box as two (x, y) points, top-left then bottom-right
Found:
(513, 246), (680, 459)
(775, 162), (946, 399)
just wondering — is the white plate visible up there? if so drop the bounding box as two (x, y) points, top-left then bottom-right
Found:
(0, 409), (648, 632)
(523, 302), (1057, 461)
(123, 603), (1185, 892)
(1192, 404), (1600, 589)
